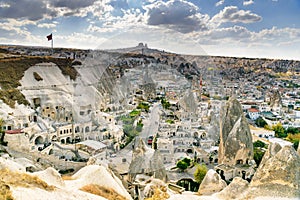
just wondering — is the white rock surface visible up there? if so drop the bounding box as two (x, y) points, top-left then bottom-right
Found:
(198, 169), (227, 195)
(67, 165), (132, 200)
(0, 157), (26, 172)
(12, 186), (107, 200)
(217, 177), (249, 200)
(33, 167), (65, 188)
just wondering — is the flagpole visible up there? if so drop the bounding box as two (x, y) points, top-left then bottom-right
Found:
(51, 34), (53, 55)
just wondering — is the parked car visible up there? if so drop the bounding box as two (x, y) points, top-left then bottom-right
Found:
(147, 135), (153, 145)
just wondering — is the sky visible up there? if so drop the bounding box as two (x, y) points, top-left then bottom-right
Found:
(0, 0), (300, 60)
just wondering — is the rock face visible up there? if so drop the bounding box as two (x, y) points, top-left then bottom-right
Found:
(218, 97), (253, 166)
(217, 177), (249, 200)
(179, 89), (197, 113)
(198, 169), (227, 195)
(33, 167), (65, 188)
(207, 112), (220, 142)
(248, 144), (300, 198)
(297, 144), (300, 156)
(129, 139), (167, 181)
(269, 89), (282, 109)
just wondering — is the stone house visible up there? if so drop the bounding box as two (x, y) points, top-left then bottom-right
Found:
(157, 138), (174, 163)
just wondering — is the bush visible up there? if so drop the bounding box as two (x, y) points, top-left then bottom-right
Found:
(255, 117), (267, 127)
(194, 164), (208, 184)
(161, 98), (170, 110)
(137, 102), (150, 112)
(273, 123), (287, 138)
(253, 148), (265, 166)
(176, 160), (188, 171)
(166, 119), (174, 124)
(287, 133), (300, 150)
(285, 127), (299, 135)
(253, 140), (267, 148)
(182, 157), (191, 166)
(129, 109), (141, 118)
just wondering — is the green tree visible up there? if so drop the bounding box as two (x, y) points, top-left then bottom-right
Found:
(182, 157), (191, 166)
(194, 164), (208, 184)
(273, 123), (286, 138)
(253, 140), (267, 148)
(253, 148), (265, 166)
(161, 98), (170, 109)
(176, 160), (188, 172)
(255, 117), (267, 128)
(285, 127), (299, 135)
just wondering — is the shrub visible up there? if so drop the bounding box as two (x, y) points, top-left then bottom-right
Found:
(176, 160), (188, 171)
(194, 164), (208, 184)
(253, 148), (265, 166)
(253, 140), (267, 148)
(272, 123), (286, 138)
(182, 157), (191, 166)
(255, 117), (267, 127)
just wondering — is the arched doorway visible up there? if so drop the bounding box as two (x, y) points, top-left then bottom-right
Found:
(35, 136), (44, 145)
(176, 178), (199, 192)
(66, 137), (72, 144)
(61, 139), (65, 144)
(200, 132), (206, 139)
(187, 149), (193, 154)
(52, 135), (57, 142)
(193, 132), (199, 138)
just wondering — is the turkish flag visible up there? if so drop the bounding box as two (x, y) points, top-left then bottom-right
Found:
(46, 34), (52, 41)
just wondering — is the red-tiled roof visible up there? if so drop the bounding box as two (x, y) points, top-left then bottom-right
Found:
(248, 108), (259, 113)
(5, 129), (23, 134)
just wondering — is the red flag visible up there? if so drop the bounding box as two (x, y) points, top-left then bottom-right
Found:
(46, 34), (52, 41)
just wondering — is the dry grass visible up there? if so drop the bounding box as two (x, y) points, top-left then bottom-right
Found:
(0, 169), (55, 191)
(0, 181), (14, 200)
(61, 175), (74, 181)
(80, 184), (126, 200)
(145, 185), (170, 200)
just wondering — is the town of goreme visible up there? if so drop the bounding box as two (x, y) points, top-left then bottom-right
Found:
(0, 42), (299, 200)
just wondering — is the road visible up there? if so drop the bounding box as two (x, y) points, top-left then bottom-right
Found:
(138, 103), (161, 142)
(112, 103), (161, 163)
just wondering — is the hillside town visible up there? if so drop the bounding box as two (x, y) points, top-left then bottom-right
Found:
(0, 44), (299, 200)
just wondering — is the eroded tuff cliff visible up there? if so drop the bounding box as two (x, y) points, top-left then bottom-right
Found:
(198, 169), (227, 195)
(218, 97), (253, 166)
(248, 144), (300, 198)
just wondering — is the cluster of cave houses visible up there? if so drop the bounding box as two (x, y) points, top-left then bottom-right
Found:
(1, 95), (256, 191)
(0, 97), (124, 162)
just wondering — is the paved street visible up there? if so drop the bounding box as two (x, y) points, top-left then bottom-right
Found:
(110, 103), (161, 169)
(138, 103), (161, 143)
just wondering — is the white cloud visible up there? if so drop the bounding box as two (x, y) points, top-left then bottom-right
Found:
(210, 6), (262, 27)
(215, 0), (225, 7)
(144, 0), (209, 33)
(37, 23), (57, 29)
(202, 25), (252, 41)
(243, 0), (254, 6)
